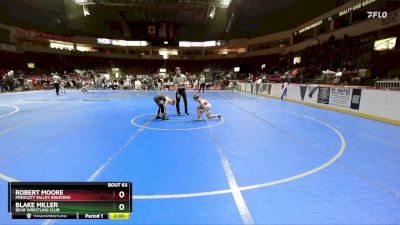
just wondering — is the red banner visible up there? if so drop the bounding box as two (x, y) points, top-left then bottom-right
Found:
(148, 24), (156, 38)
(15, 28), (71, 42)
(168, 24), (174, 39)
(159, 23), (167, 38)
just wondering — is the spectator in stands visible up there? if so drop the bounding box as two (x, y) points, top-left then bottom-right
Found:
(134, 79), (141, 90)
(60, 78), (66, 93)
(193, 78), (199, 90)
(101, 77), (106, 89)
(94, 76), (100, 89)
(26, 77), (33, 90)
(158, 77), (164, 90)
(81, 80), (89, 92)
(71, 79), (77, 89)
(31, 76), (38, 90)
(255, 77), (262, 94)
(173, 67), (189, 115)
(297, 68), (305, 84)
(17, 72), (24, 91)
(148, 77), (155, 90)
(5, 71), (15, 92)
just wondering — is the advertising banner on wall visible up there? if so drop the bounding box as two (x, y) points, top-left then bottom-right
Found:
(329, 87), (352, 108)
(317, 87), (362, 110)
(299, 85), (307, 101)
(328, 87), (362, 110)
(308, 85), (319, 98)
(318, 87), (330, 104)
(350, 89), (362, 110)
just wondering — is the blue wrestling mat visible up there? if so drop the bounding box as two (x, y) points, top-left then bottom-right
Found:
(0, 90), (399, 225)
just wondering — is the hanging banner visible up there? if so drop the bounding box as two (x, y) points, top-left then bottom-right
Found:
(168, 24), (174, 39)
(159, 23), (167, 38)
(148, 24), (156, 38)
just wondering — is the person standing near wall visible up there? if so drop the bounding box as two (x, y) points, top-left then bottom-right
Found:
(52, 73), (61, 95)
(0, 72), (5, 92)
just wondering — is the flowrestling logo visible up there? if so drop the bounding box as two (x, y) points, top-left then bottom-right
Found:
(367, 11), (388, 19)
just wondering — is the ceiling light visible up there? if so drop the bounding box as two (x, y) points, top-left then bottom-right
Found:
(208, 6), (216, 19)
(83, 5), (90, 16)
(73, 0), (93, 5)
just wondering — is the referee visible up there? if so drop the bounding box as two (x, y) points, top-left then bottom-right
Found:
(173, 67), (189, 115)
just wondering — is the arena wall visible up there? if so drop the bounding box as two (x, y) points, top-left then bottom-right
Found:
(238, 82), (400, 125)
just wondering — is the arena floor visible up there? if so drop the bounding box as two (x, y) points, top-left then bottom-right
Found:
(0, 90), (400, 225)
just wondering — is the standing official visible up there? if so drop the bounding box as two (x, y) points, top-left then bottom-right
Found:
(199, 74), (206, 92)
(52, 73), (61, 95)
(173, 67), (189, 115)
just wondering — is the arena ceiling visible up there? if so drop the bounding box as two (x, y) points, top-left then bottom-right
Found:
(0, 0), (338, 42)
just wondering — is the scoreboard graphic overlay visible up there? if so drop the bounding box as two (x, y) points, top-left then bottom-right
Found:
(8, 182), (132, 220)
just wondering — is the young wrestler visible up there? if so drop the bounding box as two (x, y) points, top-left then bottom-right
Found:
(154, 94), (176, 120)
(193, 94), (221, 120)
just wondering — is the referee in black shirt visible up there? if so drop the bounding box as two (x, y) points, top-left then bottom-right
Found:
(173, 67), (189, 115)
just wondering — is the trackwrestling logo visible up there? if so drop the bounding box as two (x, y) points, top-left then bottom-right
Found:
(367, 11), (388, 19)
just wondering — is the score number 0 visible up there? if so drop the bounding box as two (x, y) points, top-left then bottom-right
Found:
(118, 182), (128, 211)
(118, 191), (125, 211)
